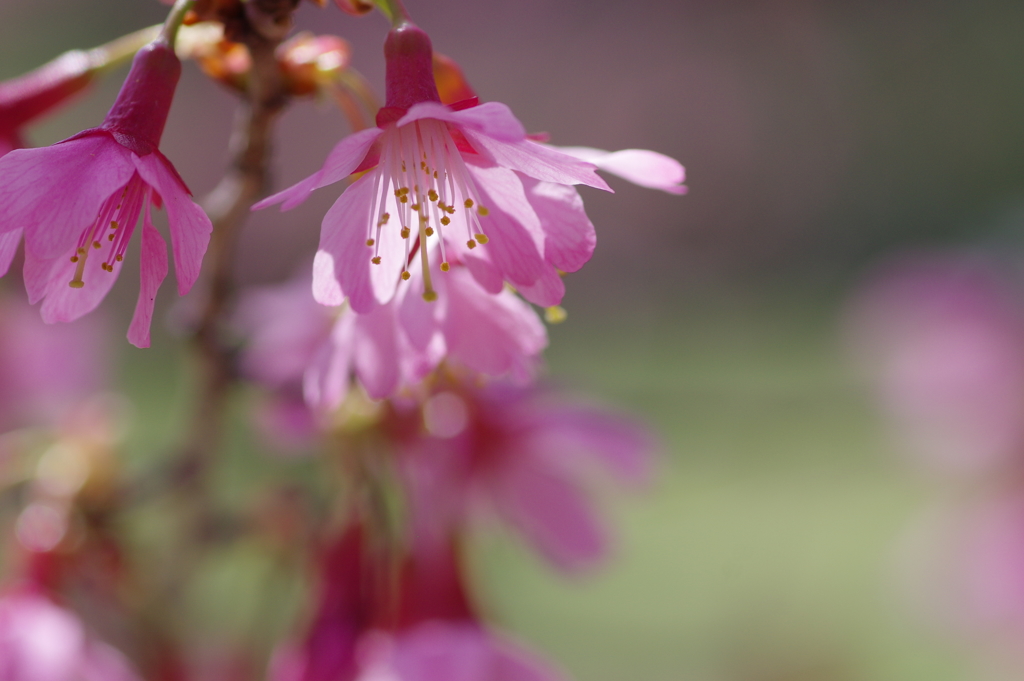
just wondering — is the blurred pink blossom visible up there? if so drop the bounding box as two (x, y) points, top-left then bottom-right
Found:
(0, 39), (212, 347)
(845, 253), (1024, 476)
(391, 381), (654, 572)
(0, 590), (141, 681)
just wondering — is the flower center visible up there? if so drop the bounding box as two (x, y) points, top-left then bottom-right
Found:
(68, 173), (147, 289)
(366, 118), (490, 301)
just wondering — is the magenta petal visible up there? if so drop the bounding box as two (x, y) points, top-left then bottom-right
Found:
(520, 177), (595, 273)
(466, 164), (546, 287)
(396, 101), (526, 142)
(317, 172), (403, 312)
(558, 146), (686, 194)
(252, 127), (382, 211)
(133, 153), (212, 295)
(0, 135), (134, 258)
(126, 215), (168, 348)
(517, 265), (565, 308)
(495, 457), (607, 572)
(0, 228), (21, 277)
(464, 133), (612, 191)
(22, 249), (59, 305)
(352, 304), (400, 400)
(39, 246), (124, 324)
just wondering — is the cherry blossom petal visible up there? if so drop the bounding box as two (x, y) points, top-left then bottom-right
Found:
(463, 133), (611, 191)
(558, 146), (686, 194)
(253, 127), (383, 211)
(352, 304), (401, 400)
(396, 101), (526, 142)
(127, 215), (168, 348)
(0, 135), (135, 258)
(133, 152), (212, 295)
(304, 312), (355, 410)
(520, 177), (595, 273)
(517, 265), (565, 308)
(39, 242), (125, 324)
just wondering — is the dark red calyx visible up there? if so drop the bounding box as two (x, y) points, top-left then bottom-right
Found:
(0, 51), (95, 134)
(383, 22), (441, 112)
(100, 39), (181, 156)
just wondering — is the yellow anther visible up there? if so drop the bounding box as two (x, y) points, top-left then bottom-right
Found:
(115, 255), (123, 262)
(110, 221), (118, 230)
(411, 203), (420, 211)
(77, 247), (87, 254)
(423, 290), (438, 302)
(92, 241), (101, 249)
(371, 256), (382, 265)
(478, 206), (489, 216)
(440, 262), (450, 272)
(399, 195), (408, 204)
(445, 205), (455, 214)
(394, 189), (403, 197)
(381, 212), (391, 222)
(424, 227), (434, 236)
(475, 234), (489, 244)
(464, 199), (474, 209)
(69, 256), (79, 263)
(466, 240), (477, 249)
(419, 214), (429, 223)
(433, 171), (438, 179)
(545, 306), (568, 324)
(428, 189), (438, 202)
(401, 227), (411, 238)
(68, 280), (84, 289)
(108, 233), (116, 241)
(366, 238), (375, 246)
(440, 216), (451, 226)
(401, 271), (411, 281)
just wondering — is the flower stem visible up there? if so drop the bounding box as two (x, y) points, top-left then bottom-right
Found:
(373, 0), (411, 26)
(160, 0), (195, 46)
(89, 25), (161, 74)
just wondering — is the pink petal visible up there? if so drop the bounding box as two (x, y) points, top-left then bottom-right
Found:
(22, 249), (59, 305)
(461, 251), (504, 295)
(352, 304), (401, 400)
(558, 146), (686, 194)
(253, 127), (383, 211)
(516, 265), (565, 308)
(520, 177), (595, 273)
(0, 135), (135, 258)
(304, 313), (354, 410)
(465, 164), (546, 287)
(133, 153), (212, 295)
(0, 228), (21, 277)
(39, 245), (124, 324)
(126, 211), (168, 348)
(494, 456), (607, 572)
(464, 133), (611, 191)
(316, 172), (403, 312)
(442, 268), (547, 377)
(396, 101), (526, 142)
(398, 271), (444, 351)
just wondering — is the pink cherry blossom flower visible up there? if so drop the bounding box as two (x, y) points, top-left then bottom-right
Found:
(254, 22), (610, 312)
(0, 590), (142, 681)
(556, 146), (687, 195)
(236, 258), (546, 411)
(390, 381), (653, 572)
(844, 252), (1024, 476)
(0, 37), (212, 347)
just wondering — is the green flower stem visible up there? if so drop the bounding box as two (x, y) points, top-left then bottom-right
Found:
(160, 0), (195, 46)
(88, 25), (161, 74)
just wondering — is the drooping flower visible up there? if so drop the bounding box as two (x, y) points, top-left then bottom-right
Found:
(0, 590), (142, 681)
(235, 258), (546, 411)
(254, 22), (610, 312)
(0, 35), (212, 347)
(388, 379), (653, 572)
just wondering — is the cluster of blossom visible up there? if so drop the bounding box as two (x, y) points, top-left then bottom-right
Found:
(846, 252), (1024, 679)
(0, 0), (678, 677)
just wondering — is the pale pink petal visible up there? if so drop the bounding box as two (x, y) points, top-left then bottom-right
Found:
(396, 101), (526, 142)
(520, 177), (594, 273)
(461, 251), (504, 295)
(317, 172), (404, 312)
(465, 164), (546, 287)
(494, 456), (607, 571)
(0, 228), (21, 277)
(126, 214), (168, 348)
(253, 127), (383, 211)
(39, 244), (124, 324)
(532, 407), (655, 483)
(133, 152), (212, 295)
(398, 268), (445, 351)
(304, 313), (354, 410)
(441, 268), (547, 377)
(352, 304), (401, 400)
(312, 250), (345, 306)
(558, 146), (686, 194)
(0, 135), (135, 258)
(516, 265), (564, 308)
(463, 133), (611, 191)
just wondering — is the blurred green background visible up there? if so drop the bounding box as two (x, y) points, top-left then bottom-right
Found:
(5, 0), (1024, 679)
